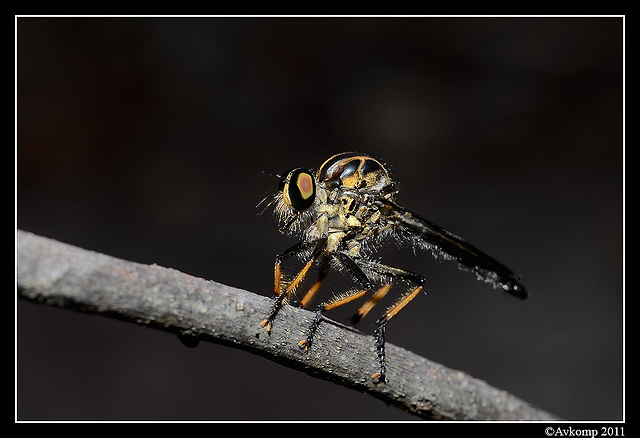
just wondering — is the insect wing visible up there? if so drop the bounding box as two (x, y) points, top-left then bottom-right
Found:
(383, 200), (528, 299)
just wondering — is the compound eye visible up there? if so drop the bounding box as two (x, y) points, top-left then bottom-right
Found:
(282, 168), (316, 211)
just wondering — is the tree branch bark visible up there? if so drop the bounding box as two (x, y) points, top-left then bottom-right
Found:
(17, 229), (558, 420)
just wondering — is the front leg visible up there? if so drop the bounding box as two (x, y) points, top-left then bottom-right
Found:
(272, 240), (313, 298)
(261, 239), (326, 333)
(261, 259), (314, 333)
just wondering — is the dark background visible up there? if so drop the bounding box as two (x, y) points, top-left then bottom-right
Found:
(17, 17), (623, 421)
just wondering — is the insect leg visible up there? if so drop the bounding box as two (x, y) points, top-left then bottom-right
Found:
(333, 251), (375, 292)
(298, 251), (373, 350)
(359, 260), (426, 384)
(261, 239), (325, 333)
(299, 255), (330, 308)
(298, 288), (367, 350)
(350, 283), (392, 326)
(272, 240), (312, 297)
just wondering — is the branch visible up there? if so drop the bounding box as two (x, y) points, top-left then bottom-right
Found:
(16, 229), (558, 421)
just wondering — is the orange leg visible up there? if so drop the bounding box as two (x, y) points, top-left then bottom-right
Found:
(372, 284), (424, 384)
(384, 285), (423, 321)
(300, 280), (323, 308)
(299, 256), (330, 308)
(261, 260), (314, 332)
(324, 289), (368, 311)
(285, 260), (314, 295)
(298, 289), (368, 350)
(351, 283), (391, 325)
(273, 261), (282, 296)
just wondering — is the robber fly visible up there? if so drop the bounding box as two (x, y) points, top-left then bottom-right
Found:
(259, 152), (528, 383)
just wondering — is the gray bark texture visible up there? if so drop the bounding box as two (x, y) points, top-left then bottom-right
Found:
(17, 229), (558, 420)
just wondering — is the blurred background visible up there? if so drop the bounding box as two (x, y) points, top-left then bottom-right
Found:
(16, 16), (623, 421)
